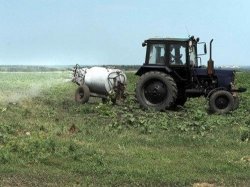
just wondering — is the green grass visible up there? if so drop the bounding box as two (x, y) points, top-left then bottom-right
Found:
(0, 71), (250, 186)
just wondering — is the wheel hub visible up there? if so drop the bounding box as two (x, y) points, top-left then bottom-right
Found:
(144, 80), (167, 105)
(215, 96), (229, 109)
(78, 90), (84, 99)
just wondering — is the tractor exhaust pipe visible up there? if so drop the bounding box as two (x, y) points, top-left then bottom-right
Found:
(207, 39), (214, 76)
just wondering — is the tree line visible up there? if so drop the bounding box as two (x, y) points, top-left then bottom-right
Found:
(0, 65), (141, 72)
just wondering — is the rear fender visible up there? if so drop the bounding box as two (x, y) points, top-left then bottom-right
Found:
(135, 66), (185, 82)
(135, 66), (172, 76)
(206, 87), (228, 99)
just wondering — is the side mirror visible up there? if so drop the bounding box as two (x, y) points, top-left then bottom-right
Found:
(142, 42), (147, 47)
(204, 43), (207, 54)
(197, 42), (207, 56)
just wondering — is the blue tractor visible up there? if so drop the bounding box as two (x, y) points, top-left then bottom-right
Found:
(135, 36), (246, 114)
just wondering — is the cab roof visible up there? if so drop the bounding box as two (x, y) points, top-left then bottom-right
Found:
(146, 37), (190, 42)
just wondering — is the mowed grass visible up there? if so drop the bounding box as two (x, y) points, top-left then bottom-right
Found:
(0, 71), (250, 186)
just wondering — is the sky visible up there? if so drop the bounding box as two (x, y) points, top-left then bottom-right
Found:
(0, 0), (250, 66)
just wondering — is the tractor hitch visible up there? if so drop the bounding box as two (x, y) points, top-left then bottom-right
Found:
(231, 87), (247, 93)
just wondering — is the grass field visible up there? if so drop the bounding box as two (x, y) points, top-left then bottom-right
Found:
(0, 71), (250, 186)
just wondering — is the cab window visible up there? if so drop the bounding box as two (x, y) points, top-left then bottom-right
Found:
(169, 44), (186, 65)
(189, 45), (197, 66)
(148, 44), (165, 65)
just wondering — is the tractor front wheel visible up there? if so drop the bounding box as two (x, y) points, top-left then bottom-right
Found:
(209, 90), (234, 114)
(135, 71), (177, 111)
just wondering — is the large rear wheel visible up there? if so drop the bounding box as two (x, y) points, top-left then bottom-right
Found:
(135, 71), (177, 111)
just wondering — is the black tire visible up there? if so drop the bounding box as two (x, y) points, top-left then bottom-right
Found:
(209, 90), (234, 114)
(135, 71), (177, 111)
(75, 85), (90, 104)
(233, 96), (239, 110)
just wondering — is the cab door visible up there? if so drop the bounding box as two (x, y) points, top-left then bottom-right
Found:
(166, 42), (190, 82)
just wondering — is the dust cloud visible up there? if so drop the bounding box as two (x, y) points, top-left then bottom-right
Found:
(0, 76), (70, 105)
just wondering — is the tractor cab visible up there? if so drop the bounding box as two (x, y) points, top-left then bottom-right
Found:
(136, 36), (204, 83)
(142, 36), (199, 66)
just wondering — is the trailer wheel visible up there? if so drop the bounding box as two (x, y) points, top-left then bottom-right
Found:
(75, 85), (90, 104)
(209, 90), (234, 114)
(136, 71), (177, 111)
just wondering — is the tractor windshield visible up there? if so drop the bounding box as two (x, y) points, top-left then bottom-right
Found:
(189, 46), (197, 66)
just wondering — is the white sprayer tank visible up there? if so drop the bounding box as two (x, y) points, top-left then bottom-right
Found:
(84, 67), (127, 95)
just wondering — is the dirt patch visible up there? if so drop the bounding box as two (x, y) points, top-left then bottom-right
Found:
(193, 183), (216, 187)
